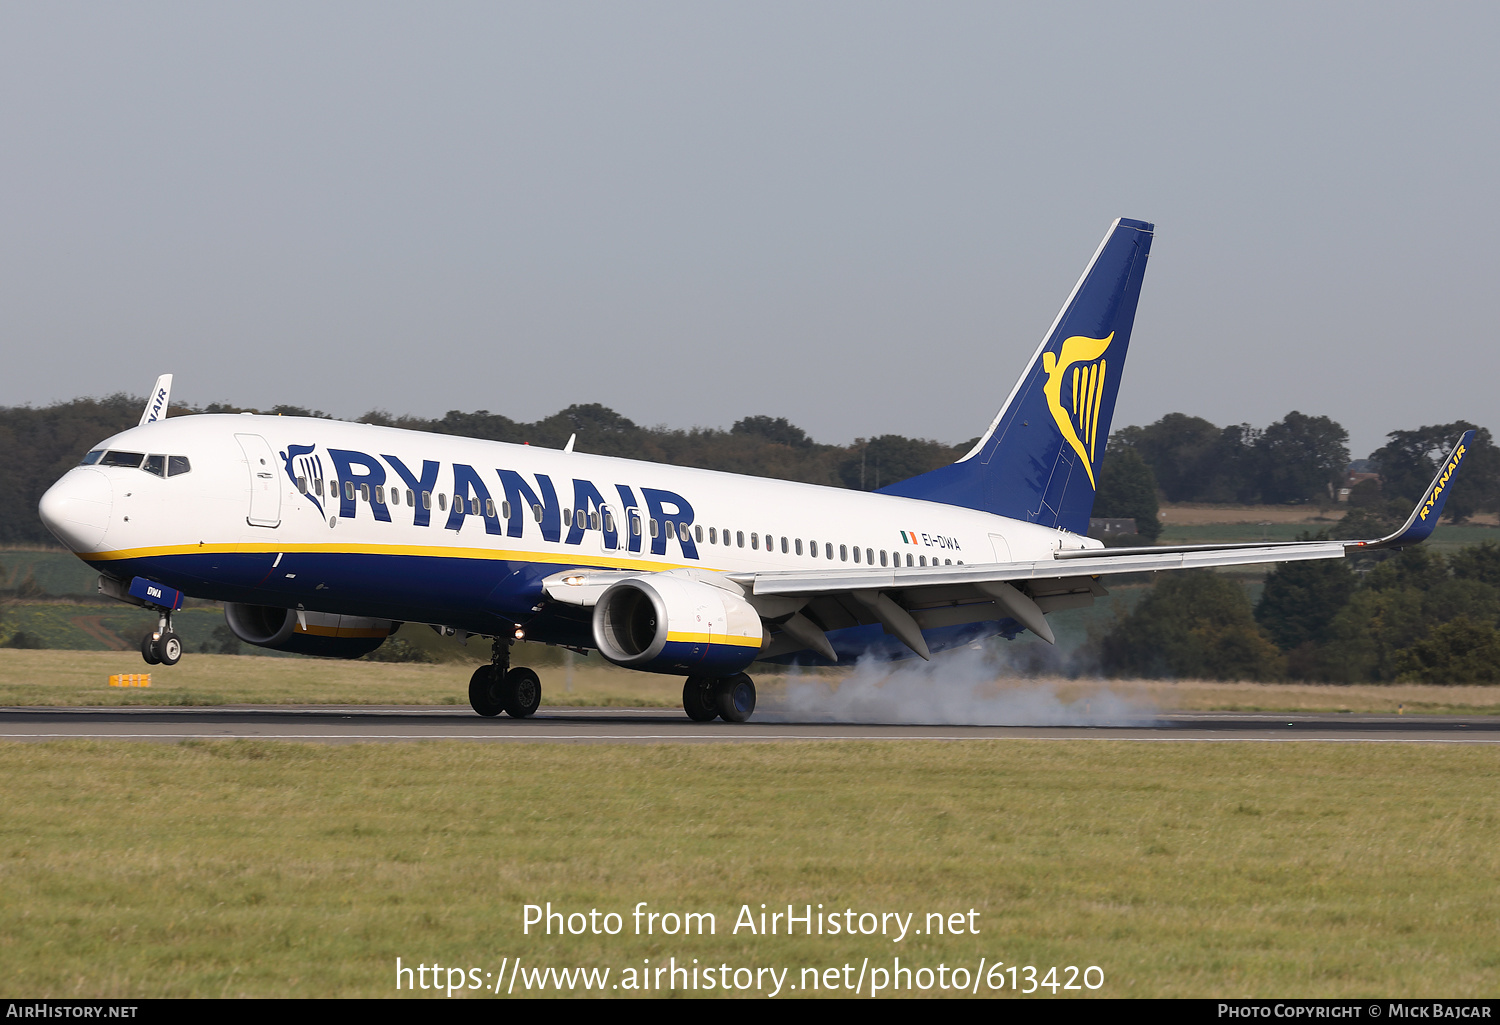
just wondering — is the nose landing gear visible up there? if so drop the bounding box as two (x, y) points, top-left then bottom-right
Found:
(140, 610), (182, 666)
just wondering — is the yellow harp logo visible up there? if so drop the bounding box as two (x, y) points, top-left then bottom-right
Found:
(1042, 332), (1114, 490)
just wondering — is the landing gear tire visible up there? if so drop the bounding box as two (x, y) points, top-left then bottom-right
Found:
(157, 632), (183, 666)
(683, 676), (718, 722)
(713, 673), (756, 723)
(140, 632), (162, 666)
(469, 665), (504, 717)
(501, 667), (541, 718)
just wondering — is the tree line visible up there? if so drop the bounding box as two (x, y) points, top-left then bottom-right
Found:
(1090, 412), (1500, 543)
(1099, 541), (1500, 684)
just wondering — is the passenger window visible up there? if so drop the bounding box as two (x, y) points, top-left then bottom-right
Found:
(795, 539), (803, 556)
(532, 503), (543, 523)
(867, 548), (874, 565)
(650, 519), (660, 538)
(502, 500), (511, 519)
(737, 531), (745, 548)
(722, 527), (730, 545)
(80, 450), (104, 466)
(422, 491), (431, 509)
(853, 546), (860, 564)
(809, 539), (817, 558)
(603, 510), (614, 532)
(879, 550), (887, 566)
(563, 508), (572, 526)
(781, 537), (788, 554)
(100, 451), (145, 468)
(695, 525), (704, 543)
(751, 533), (759, 550)
(455, 495), (465, 514)
(577, 509), (587, 529)
(345, 482), (355, 501)
(590, 510), (599, 530)
(297, 476), (307, 494)
(919, 555), (927, 566)
(487, 499), (496, 518)
(438, 494), (448, 511)
(143, 454), (166, 477)
(666, 521), (676, 540)
(945, 559), (952, 566)
(361, 484), (371, 502)
(630, 514), (642, 536)
(825, 542), (833, 560)
(375, 485), (385, 504)
(408, 489), (416, 507)
(709, 527), (717, 544)
(906, 553), (913, 567)
(389, 488), (399, 506)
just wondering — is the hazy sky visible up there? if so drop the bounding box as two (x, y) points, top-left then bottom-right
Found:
(3, 2), (1496, 459)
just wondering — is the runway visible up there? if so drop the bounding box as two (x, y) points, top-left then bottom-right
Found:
(1, 706), (1498, 744)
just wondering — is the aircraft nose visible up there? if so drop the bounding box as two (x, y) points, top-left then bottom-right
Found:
(38, 468), (113, 550)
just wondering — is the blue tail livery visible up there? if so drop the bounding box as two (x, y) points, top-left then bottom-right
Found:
(879, 217), (1154, 533)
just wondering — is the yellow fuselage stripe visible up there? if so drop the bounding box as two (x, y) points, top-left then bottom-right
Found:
(80, 541), (699, 575)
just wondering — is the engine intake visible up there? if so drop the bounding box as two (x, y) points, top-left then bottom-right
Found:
(224, 603), (398, 658)
(592, 574), (765, 675)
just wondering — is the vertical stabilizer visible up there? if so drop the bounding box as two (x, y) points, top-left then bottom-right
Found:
(878, 218), (1153, 533)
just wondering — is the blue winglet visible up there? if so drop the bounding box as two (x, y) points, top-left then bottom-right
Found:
(1360, 430), (1475, 550)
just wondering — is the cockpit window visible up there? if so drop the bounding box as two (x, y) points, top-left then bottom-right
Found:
(80, 450), (104, 466)
(99, 451), (145, 468)
(168, 456), (191, 476)
(143, 454), (167, 477)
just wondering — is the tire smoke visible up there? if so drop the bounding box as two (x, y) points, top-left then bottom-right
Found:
(759, 646), (1158, 726)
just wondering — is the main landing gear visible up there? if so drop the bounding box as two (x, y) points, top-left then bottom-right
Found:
(683, 673), (756, 723)
(140, 610), (182, 667)
(469, 638), (542, 718)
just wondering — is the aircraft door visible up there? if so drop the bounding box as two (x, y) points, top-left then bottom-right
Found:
(989, 533), (1011, 563)
(236, 434), (282, 528)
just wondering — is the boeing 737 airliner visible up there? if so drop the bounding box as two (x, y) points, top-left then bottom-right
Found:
(37, 219), (1472, 721)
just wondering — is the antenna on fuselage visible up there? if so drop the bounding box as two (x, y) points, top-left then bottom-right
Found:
(563, 433), (576, 453)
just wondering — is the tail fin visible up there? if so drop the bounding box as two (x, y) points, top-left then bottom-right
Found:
(878, 218), (1154, 532)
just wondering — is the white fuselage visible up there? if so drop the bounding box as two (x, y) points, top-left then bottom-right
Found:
(40, 414), (1098, 648)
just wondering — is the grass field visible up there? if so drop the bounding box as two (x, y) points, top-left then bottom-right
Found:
(1, 740), (1496, 998)
(3, 649), (1500, 715)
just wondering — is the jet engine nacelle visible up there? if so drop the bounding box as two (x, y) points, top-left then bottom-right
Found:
(591, 574), (766, 675)
(223, 604), (398, 659)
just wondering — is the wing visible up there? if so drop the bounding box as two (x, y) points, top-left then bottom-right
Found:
(544, 433), (1474, 662)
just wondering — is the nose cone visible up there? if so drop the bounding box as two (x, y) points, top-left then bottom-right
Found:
(39, 468), (113, 550)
